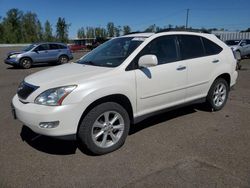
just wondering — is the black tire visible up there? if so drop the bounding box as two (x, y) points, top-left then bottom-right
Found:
(206, 78), (229, 111)
(20, 58), (32, 69)
(78, 102), (130, 155)
(58, 55), (69, 64)
(236, 61), (242, 70)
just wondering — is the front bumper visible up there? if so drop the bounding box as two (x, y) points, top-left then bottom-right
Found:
(5, 58), (19, 65)
(12, 95), (81, 138)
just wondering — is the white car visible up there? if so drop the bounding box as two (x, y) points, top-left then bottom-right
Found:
(12, 31), (238, 154)
(225, 39), (250, 59)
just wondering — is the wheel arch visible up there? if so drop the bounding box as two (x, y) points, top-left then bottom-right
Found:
(214, 73), (231, 88)
(19, 56), (33, 64)
(77, 94), (134, 133)
(58, 54), (69, 60)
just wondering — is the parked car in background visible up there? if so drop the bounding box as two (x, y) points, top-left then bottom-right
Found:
(225, 39), (250, 58)
(12, 31), (238, 154)
(68, 44), (87, 52)
(5, 42), (73, 69)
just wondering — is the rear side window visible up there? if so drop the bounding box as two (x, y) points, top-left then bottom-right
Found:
(58, 44), (67, 49)
(178, 35), (205, 59)
(49, 44), (59, 50)
(202, 37), (222, 56)
(246, 40), (250, 45)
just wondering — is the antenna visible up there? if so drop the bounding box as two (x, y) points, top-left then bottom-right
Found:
(186, 9), (190, 29)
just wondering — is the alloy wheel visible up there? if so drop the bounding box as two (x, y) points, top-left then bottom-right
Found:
(213, 83), (226, 107)
(91, 111), (125, 148)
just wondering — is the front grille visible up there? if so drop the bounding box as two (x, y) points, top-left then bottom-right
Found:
(17, 81), (39, 100)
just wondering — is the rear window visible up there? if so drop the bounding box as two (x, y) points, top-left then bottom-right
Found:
(49, 44), (59, 50)
(225, 40), (240, 45)
(202, 37), (222, 56)
(178, 35), (205, 59)
(58, 44), (67, 49)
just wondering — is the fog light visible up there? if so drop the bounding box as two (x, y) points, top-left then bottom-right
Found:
(39, 121), (59, 128)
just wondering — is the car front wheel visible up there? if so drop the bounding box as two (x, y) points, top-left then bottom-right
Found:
(206, 78), (229, 111)
(78, 102), (130, 155)
(20, 58), (32, 69)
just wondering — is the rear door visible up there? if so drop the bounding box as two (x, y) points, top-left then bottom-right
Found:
(178, 35), (223, 101)
(48, 43), (60, 61)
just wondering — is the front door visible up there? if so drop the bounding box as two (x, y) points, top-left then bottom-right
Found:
(134, 35), (187, 116)
(31, 44), (50, 62)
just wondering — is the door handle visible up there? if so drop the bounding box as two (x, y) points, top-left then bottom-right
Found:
(176, 65), (186, 71)
(212, 59), (219, 63)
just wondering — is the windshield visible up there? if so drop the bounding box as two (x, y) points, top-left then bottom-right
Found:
(23, 44), (36, 52)
(77, 37), (146, 67)
(225, 40), (240, 46)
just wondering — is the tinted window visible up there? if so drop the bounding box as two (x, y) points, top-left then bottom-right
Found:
(202, 37), (222, 56)
(246, 40), (250, 45)
(49, 44), (59, 50)
(138, 36), (179, 65)
(58, 44), (67, 49)
(225, 40), (240, 45)
(35, 44), (49, 51)
(178, 35), (204, 59)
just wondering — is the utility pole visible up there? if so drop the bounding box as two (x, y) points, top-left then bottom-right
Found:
(185, 9), (189, 29)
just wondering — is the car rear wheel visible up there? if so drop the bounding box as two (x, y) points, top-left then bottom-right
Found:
(206, 78), (229, 111)
(20, 58), (32, 69)
(58, 55), (69, 64)
(77, 102), (130, 155)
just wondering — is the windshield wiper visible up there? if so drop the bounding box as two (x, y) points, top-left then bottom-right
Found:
(81, 61), (97, 66)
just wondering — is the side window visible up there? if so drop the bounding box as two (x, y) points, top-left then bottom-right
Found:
(178, 35), (205, 59)
(138, 35), (179, 65)
(58, 44), (67, 49)
(35, 44), (49, 51)
(202, 37), (222, 56)
(245, 40), (250, 45)
(49, 44), (59, 50)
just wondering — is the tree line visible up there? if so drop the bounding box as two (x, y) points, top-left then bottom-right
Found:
(1, 8), (250, 43)
(0, 8), (69, 43)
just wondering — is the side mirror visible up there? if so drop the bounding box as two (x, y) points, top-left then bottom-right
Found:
(138, 55), (158, 68)
(33, 49), (39, 53)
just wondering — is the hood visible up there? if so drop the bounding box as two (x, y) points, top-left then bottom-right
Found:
(8, 51), (23, 56)
(25, 63), (113, 87)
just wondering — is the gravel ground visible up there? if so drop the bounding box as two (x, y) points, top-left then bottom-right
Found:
(0, 46), (250, 188)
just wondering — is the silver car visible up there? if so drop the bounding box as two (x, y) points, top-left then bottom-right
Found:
(225, 39), (250, 59)
(5, 42), (73, 69)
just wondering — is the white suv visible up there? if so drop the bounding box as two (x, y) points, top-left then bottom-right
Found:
(12, 31), (238, 154)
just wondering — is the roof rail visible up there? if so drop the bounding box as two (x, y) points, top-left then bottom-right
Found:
(123, 31), (144, 35)
(156, 28), (211, 34)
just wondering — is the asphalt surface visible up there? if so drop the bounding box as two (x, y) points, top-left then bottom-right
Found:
(0, 47), (250, 188)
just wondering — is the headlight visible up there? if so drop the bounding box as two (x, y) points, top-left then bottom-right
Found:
(10, 54), (18, 59)
(35, 85), (77, 106)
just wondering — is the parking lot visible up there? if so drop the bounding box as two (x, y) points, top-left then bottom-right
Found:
(0, 46), (250, 187)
